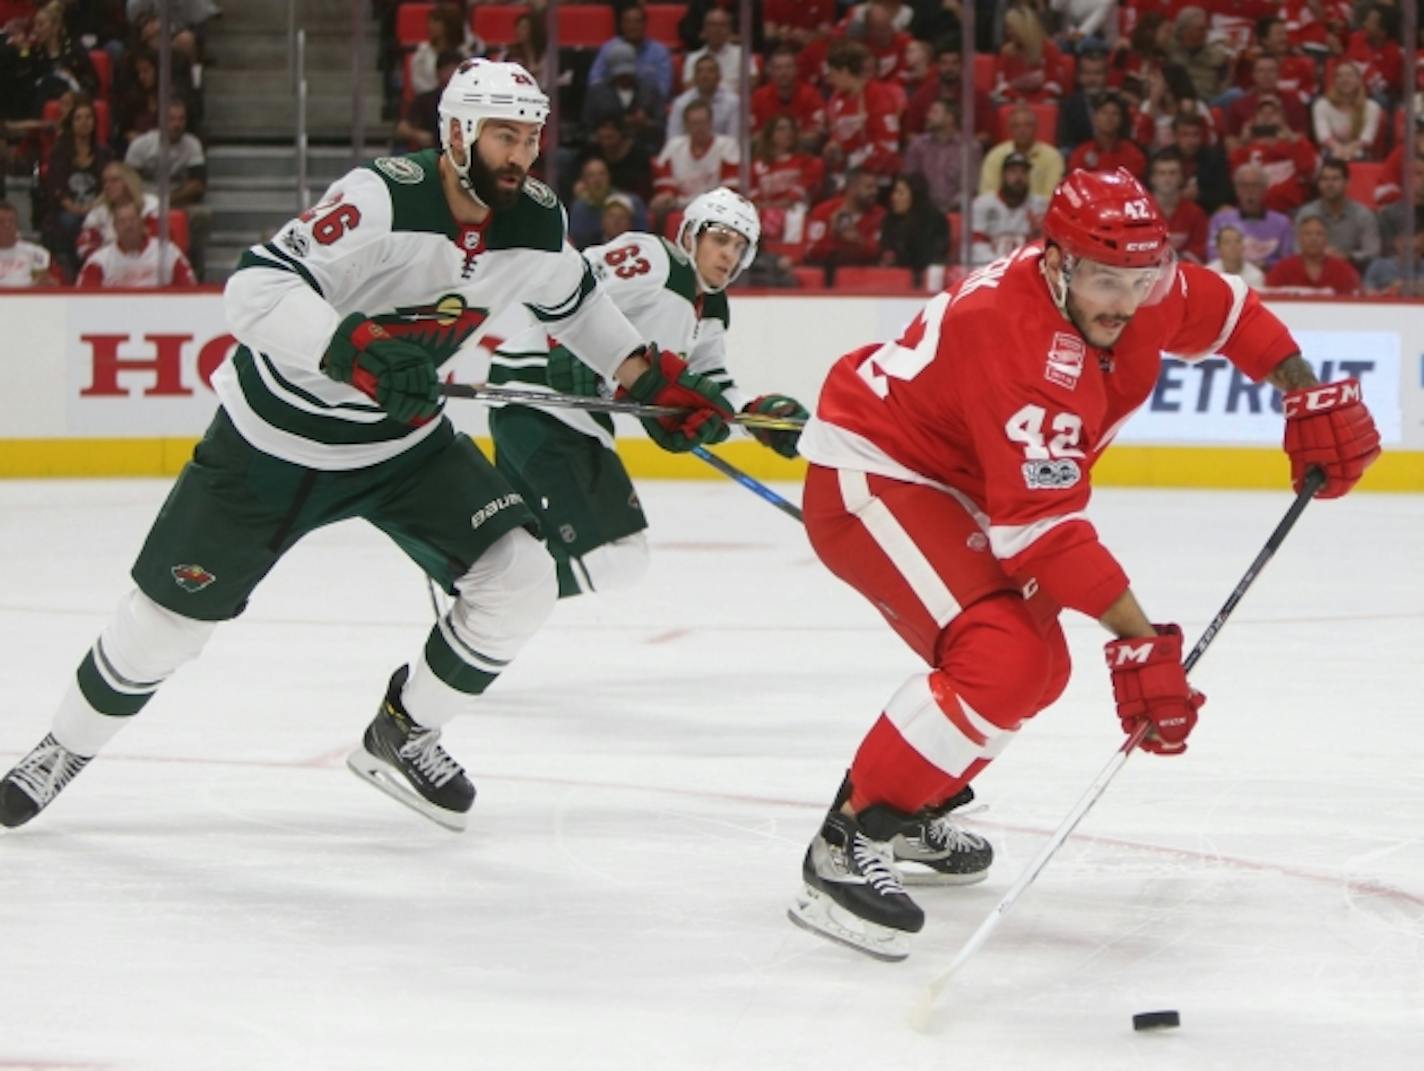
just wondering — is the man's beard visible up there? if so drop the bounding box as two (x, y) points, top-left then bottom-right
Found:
(1066, 290), (1130, 348)
(468, 150), (526, 211)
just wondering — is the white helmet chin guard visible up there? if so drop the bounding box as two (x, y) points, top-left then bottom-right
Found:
(437, 59), (549, 197)
(677, 187), (761, 292)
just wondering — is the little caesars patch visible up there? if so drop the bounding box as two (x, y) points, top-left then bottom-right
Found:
(374, 156), (426, 185)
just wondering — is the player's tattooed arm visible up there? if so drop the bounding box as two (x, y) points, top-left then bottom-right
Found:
(1266, 353), (1318, 393)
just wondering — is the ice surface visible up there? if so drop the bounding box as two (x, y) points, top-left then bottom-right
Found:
(0, 478), (1420, 1070)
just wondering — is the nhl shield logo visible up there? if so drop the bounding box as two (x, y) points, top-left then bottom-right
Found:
(171, 563), (216, 593)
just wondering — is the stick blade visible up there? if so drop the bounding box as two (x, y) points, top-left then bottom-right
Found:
(907, 989), (938, 1033)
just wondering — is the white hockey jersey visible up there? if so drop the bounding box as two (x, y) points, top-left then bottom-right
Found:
(218, 150), (643, 469)
(489, 230), (743, 447)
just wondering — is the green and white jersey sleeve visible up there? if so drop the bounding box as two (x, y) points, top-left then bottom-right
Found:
(490, 231), (746, 444)
(684, 288), (746, 412)
(215, 150), (642, 470)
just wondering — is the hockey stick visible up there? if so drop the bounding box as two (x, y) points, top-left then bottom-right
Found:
(438, 382), (807, 431)
(692, 446), (804, 523)
(909, 466), (1327, 1031)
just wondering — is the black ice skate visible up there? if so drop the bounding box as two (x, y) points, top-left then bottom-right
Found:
(788, 810), (925, 962)
(346, 666), (475, 832)
(860, 786), (993, 886)
(0, 733), (92, 829)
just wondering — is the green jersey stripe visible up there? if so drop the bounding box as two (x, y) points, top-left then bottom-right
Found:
(526, 260), (595, 323)
(255, 351), (385, 414)
(234, 348), (418, 446)
(261, 241), (325, 297)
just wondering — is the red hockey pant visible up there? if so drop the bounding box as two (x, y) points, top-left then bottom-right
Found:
(804, 465), (1072, 813)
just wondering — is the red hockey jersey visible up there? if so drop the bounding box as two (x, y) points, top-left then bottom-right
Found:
(800, 244), (1298, 617)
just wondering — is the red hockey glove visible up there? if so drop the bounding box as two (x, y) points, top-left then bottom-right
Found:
(1103, 624), (1205, 756)
(1282, 378), (1380, 499)
(321, 313), (440, 425)
(616, 345), (732, 452)
(743, 393), (809, 458)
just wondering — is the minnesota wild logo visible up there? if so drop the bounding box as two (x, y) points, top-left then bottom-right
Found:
(171, 563), (216, 593)
(373, 294), (489, 363)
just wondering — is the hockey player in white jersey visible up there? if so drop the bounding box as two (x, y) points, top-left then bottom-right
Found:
(488, 187), (809, 597)
(0, 60), (734, 832)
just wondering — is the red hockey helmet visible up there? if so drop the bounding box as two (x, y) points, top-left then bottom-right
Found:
(1043, 168), (1170, 269)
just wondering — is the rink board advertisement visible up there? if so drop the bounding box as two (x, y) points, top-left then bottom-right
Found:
(0, 290), (1420, 489)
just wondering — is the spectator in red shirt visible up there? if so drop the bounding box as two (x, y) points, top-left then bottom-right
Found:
(1229, 94), (1318, 215)
(805, 167), (886, 268)
(76, 200), (195, 289)
(765, 0), (837, 48)
(993, 7), (1068, 103)
(824, 40), (903, 182)
(1239, 16), (1318, 99)
(904, 37), (996, 148)
(1373, 116), (1424, 206)
(1265, 214), (1361, 294)
(1225, 54), (1310, 148)
(751, 45), (827, 147)
(1147, 147), (1209, 263)
(749, 114), (826, 242)
(1345, 5), (1403, 101)
(1067, 94), (1147, 179)
(1280, 1), (1350, 57)
(859, 1), (914, 85)
(1134, 63), (1217, 153)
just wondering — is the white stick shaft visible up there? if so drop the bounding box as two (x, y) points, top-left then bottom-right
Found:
(923, 725), (1147, 1001)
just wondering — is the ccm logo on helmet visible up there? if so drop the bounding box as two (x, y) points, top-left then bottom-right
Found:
(1125, 241), (1161, 252)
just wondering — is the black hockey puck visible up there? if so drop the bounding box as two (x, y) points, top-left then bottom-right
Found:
(1133, 1010), (1181, 1031)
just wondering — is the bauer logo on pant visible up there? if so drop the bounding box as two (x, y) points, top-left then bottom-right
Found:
(471, 493), (523, 530)
(170, 563), (216, 592)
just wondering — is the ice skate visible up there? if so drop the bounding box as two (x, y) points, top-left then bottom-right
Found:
(346, 666), (475, 832)
(788, 810), (924, 962)
(861, 786), (993, 886)
(0, 733), (92, 829)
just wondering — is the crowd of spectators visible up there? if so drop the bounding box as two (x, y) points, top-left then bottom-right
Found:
(381, 0), (1424, 296)
(0, 0), (213, 287)
(6, 1), (1422, 296)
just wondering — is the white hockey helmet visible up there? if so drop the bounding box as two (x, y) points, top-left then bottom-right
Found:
(438, 58), (550, 191)
(677, 187), (761, 291)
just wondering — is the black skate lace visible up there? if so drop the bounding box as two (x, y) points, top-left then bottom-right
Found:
(852, 834), (908, 896)
(398, 728), (462, 788)
(11, 738), (87, 804)
(926, 815), (984, 853)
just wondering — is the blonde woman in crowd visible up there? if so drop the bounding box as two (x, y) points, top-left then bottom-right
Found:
(76, 162), (158, 263)
(1312, 61), (1382, 161)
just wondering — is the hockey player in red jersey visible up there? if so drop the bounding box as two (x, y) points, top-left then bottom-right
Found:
(787, 168), (1382, 961)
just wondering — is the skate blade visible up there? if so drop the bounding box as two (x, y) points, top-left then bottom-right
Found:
(345, 750), (467, 833)
(896, 862), (990, 887)
(786, 884), (911, 962)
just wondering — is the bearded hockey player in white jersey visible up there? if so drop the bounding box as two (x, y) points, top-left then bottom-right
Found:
(487, 187), (808, 597)
(0, 60), (733, 833)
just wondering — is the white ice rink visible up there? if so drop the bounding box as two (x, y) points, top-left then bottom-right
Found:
(0, 475), (1420, 1070)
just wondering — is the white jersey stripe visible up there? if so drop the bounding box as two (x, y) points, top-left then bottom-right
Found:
(881, 675), (1008, 778)
(1184, 271), (1248, 361)
(989, 510), (1090, 560)
(838, 470), (960, 628)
